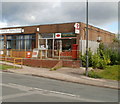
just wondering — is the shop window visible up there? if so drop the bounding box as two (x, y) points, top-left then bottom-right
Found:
(54, 39), (76, 51)
(62, 39), (76, 51)
(6, 34), (36, 50)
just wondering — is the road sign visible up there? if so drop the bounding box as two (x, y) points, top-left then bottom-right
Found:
(55, 33), (61, 38)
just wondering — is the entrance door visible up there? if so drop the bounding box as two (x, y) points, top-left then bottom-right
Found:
(32, 40), (36, 49)
(54, 40), (62, 56)
(47, 39), (62, 58)
(47, 39), (53, 58)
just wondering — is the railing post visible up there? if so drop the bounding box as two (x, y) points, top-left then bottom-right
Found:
(40, 50), (42, 59)
(24, 50), (26, 58)
(21, 58), (23, 68)
(14, 58), (16, 69)
(10, 49), (12, 57)
(59, 50), (61, 60)
(45, 49), (47, 59)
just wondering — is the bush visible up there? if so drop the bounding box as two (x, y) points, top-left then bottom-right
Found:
(91, 53), (107, 69)
(80, 49), (93, 67)
(88, 70), (102, 78)
(80, 42), (120, 69)
(98, 42), (120, 65)
(91, 53), (100, 69)
(109, 49), (120, 65)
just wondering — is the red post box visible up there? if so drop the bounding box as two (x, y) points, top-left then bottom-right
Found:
(26, 51), (31, 58)
(72, 44), (78, 60)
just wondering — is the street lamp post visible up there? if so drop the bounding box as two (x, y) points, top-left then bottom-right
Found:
(86, 0), (89, 76)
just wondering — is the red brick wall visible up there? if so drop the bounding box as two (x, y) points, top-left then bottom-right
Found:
(1, 57), (80, 68)
(23, 59), (80, 68)
(80, 22), (115, 44)
(23, 59), (60, 68)
(63, 60), (80, 68)
(1, 22), (115, 45)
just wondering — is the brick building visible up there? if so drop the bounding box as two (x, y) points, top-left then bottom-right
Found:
(0, 22), (115, 59)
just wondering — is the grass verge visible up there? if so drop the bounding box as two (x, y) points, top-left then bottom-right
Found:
(0, 64), (20, 70)
(88, 65), (120, 81)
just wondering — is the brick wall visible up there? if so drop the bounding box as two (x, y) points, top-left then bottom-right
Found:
(80, 22), (115, 44)
(1, 57), (81, 68)
(23, 59), (59, 68)
(63, 60), (80, 68)
(23, 59), (80, 68)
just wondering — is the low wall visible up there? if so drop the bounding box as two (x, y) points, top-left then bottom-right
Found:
(23, 59), (80, 68)
(1, 57), (80, 68)
(63, 60), (80, 68)
(23, 59), (60, 68)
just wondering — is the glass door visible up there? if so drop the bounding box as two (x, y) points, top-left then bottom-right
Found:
(54, 40), (62, 56)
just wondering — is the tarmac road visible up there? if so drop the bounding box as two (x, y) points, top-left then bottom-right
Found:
(1, 71), (119, 102)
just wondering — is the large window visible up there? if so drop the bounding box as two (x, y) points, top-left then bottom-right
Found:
(62, 39), (76, 50)
(54, 39), (76, 51)
(6, 34), (36, 50)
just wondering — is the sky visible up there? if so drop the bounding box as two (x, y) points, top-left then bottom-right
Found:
(0, 0), (118, 34)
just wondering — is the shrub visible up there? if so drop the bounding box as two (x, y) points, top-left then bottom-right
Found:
(91, 53), (100, 69)
(80, 42), (120, 69)
(88, 70), (102, 78)
(80, 49), (93, 67)
(109, 49), (119, 65)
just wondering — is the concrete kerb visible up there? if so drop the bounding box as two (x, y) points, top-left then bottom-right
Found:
(0, 61), (119, 90)
(30, 73), (119, 90)
(4, 69), (119, 90)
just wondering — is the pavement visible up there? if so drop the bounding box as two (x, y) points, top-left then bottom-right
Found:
(0, 61), (119, 89)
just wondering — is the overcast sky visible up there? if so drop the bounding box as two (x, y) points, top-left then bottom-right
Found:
(0, 0), (118, 33)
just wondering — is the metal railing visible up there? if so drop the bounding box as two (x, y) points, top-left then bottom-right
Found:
(0, 49), (80, 60)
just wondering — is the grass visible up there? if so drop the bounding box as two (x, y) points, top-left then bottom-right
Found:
(0, 64), (20, 70)
(88, 65), (120, 81)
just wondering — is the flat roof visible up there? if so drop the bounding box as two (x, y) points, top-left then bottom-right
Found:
(0, 22), (116, 35)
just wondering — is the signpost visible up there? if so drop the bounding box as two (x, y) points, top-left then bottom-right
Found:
(74, 23), (80, 34)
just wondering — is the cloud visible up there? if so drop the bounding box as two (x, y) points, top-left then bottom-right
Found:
(88, 2), (118, 25)
(0, 21), (7, 28)
(1, 1), (118, 31)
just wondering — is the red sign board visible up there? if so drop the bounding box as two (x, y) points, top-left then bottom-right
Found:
(55, 33), (61, 38)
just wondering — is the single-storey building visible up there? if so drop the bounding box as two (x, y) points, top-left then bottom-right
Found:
(0, 22), (115, 60)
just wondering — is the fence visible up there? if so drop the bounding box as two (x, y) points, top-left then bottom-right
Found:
(0, 49), (80, 60)
(80, 40), (99, 55)
(0, 49), (32, 58)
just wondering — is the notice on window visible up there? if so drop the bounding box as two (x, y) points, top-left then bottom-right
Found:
(32, 48), (39, 58)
